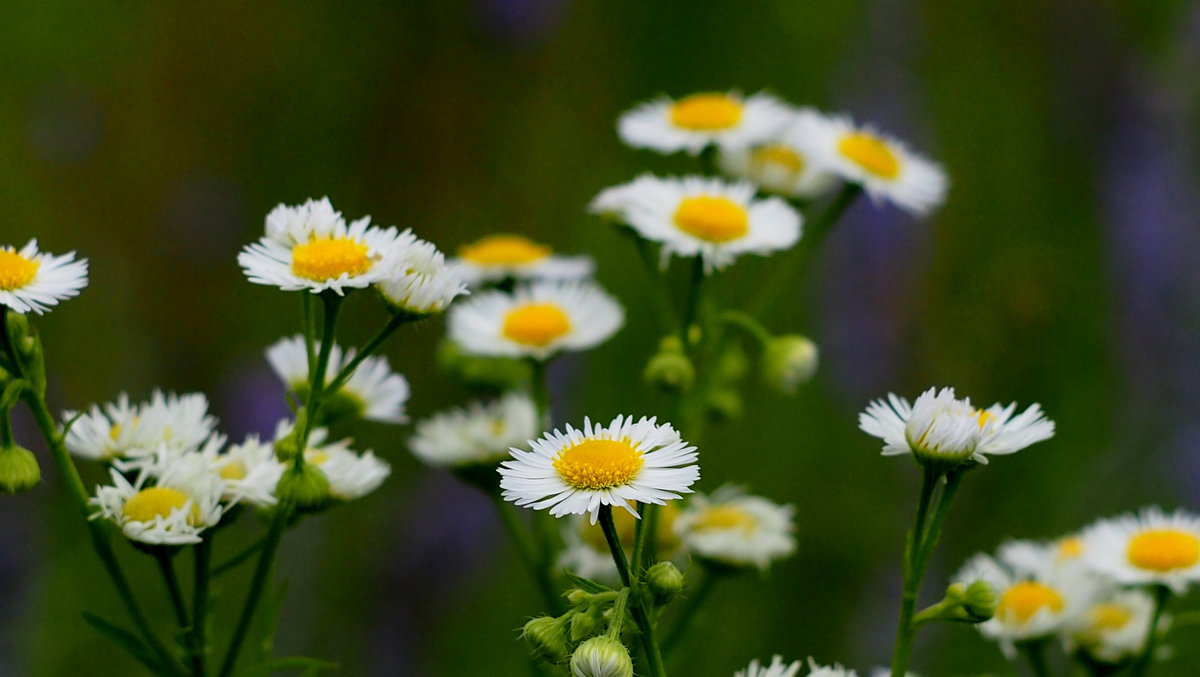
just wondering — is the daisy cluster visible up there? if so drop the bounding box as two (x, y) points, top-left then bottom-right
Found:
(957, 507), (1200, 666)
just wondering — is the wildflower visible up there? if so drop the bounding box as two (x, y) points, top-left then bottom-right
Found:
(0, 239), (88, 315)
(65, 391), (219, 465)
(408, 393), (539, 468)
(91, 455), (227, 545)
(376, 231), (469, 315)
(718, 108), (838, 198)
(618, 91), (791, 155)
(676, 486), (796, 570)
(589, 175), (801, 272)
(448, 280), (623, 360)
(1082, 507), (1200, 593)
(734, 656), (803, 677)
(499, 415), (699, 524)
(452, 234), (594, 286)
(1066, 588), (1160, 664)
(570, 636), (633, 677)
(266, 335), (410, 424)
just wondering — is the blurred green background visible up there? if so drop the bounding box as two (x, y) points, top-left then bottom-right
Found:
(2, 1), (1199, 675)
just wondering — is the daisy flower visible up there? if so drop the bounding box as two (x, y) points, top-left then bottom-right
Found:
(452, 234), (594, 286)
(718, 108), (838, 199)
(734, 657), (803, 677)
(588, 175), (801, 272)
(0, 239), (88, 315)
(65, 391), (219, 465)
(375, 231), (469, 315)
(91, 454), (227, 545)
(238, 197), (405, 295)
(209, 435), (284, 508)
(859, 387), (1054, 467)
(803, 112), (947, 216)
(447, 280), (623, 360)
(570, 636), (633, 677)
(675, 486), (795, 570)
(1082, 507), (1200, 593)
(558, 504), (683, 581)
(265, 335), (410, 423)
(1066, 588), (1160, 664)
(408, 393), (539, 468)
(499, 415), (699, 524)
(618, 91), (792, 155)
(290, 423), (391, 501)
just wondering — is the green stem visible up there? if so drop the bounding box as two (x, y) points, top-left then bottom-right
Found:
(622, 232), (678, 335)
(528, 358), (551, 428)
(491, 494), (563, 615)
(155, 549), (199, 675)
(211, 537), (265, 578)
(629, 502), (650, 576)
(1128, 585), (1171, 677)
(598, 506), (668, 677)
(298, 294), (341, 445)
(216, 506), (290, 677)
(325, 311), (408, 395)
(720, 311), (773, 348)
(889, 466), (941, 677)
(679, 258), (706, 351)
(301, 294), (316, 379)
(606, 587), (632, 639)
(912, 469), (966, 584)
(193, 538), (212, 677)
(661, 571), (718, 655)
(750, 183), (861, 315)
(1018, 639), (1052, 677)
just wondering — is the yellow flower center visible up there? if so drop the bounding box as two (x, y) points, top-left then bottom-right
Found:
(838, 132), (901, 179)
(291, 237), (372, 281)
(1057, 537), (1084, 560)
(997, 581), (1064, 625)
(669, 93), (743, 131)
(1087, 603), (1133, 631)
(0, 250), (39, 291)
(975, 409), (993, 428)
(459, 235), (551, 266)
(553, 439), (644, 490)
(502, 303), (572, 347)
(122, 487), (198, 524)
(219, 460), (248, 481)
(752, 145), (805, 173)
(693, 505), (759, 533)
(307, 451), (330, 465)
(1127, 529), (1200, 572)
(673, 196), (749, 243)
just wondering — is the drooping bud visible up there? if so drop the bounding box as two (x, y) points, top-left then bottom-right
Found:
(643, 336), (694, 392)
(761, 335), (818, 394)
(645, 561), (685, 607)
(522, 615), (571, 664)
(0, 443), (41, 494)
(570, 635), (634, 677)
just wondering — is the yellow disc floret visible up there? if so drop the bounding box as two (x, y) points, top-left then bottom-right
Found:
(1127, 529), (1200, 572)
(669, 93), (743, 131)
(1057, 537), (1084, 560)
(693, 505), (759, 533)
(219, 461), (248, 481)
(838, 132), (901, 179)
(123, 487), (198, 524)
(1087, 603), (1133, 631)
(997, 581), (1064, 625)
(0, 250), (39, 291)
(673, 196), (749, 243)
(502, 303), (572, 347)
(553, 439), (644, 490)
(291, 237), (372, 281)
(459, 235), (552, 266)
(752, 145), (805, 173)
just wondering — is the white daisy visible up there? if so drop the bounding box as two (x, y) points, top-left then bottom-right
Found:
(734, 657), (803, 677)
(90, 453), (227, 545)
(210, 435), (284, 508)
(718, 108), (838, 199)
(558, 504), (684, 581)
(675, 486), (795, 570)
(803, 112), (947, 216)
(451, 234), (594, 286)
(65, 391), (219, 465)
(238, 197), (405, 295)
(447, 280), (623, 360)
(499, 415), (699, 524)
(376, 230), (469, 315)
(618, 91), (792, 155)
(588, 175), (801, 272)
(290, 423), (391, 501)
(408, 393), (539, 468)
(265, 335), (410, 424)
(1066, 588), (1159, 664)
(804, 661), (857, 677)
(859, 387), (1053, 467)
(1082, 507), (1200, 593)
(0, 239), (88, 315)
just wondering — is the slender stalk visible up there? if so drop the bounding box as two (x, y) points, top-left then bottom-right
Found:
(325, 311), (408, 394)
(155, 550), (200, 675)
(912, 469), (966, 584)
(528, 358), (551, 428)
(301, 294), (316, 376)
(491, 494), (563, 614)
(1019, 639), (1052, 677)
(720, 311), (773, 347)
(624, 233), (679, 334)
(630, 502), (649, 575)
(216, 506), (289, 677)
(661, 572), (717, 654)
(679, 258), (706, 351)
(607, 588), (632, 638)
(193, 538), (212, 677)
(889, 467), (941, 677)
(298, 293), (341, 445)
(211, 537), (265, 578)
(598, 506), (668, 677)
(750, 183), (862, 315)
(1127, 585), (1170, 677)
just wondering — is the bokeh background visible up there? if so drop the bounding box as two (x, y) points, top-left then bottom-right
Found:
(2, 1), (1199, 675)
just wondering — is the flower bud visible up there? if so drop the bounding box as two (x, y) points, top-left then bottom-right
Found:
(523, 615), (570, 664)
(274, 461), (331, 513)
(705, 388), (742, 421)
(570, 635), (633, 677)
(962, 579), (997, 621)
(762, 335), (818, 394)
(569, 609), (598, 642)
(645, 561), (685, 606)
(0, 443), (40, 494)
(643, 336), (694, 392)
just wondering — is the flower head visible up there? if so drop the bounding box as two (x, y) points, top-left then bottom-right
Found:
(408, 393), (539, 468)
(1066, 588), (1160, 664)
(718, 108), (838, 199)
(375, 230), (469, 315)
(570, 636), (633, 677)
(734, 656), (803, 677)
(452, 234), (594, 286)
(65, 391), (220, 466)
(91, 453), (227, 545)
(266, 335), (410, 424)
(0, 239), (88, 315)
(618, 91), (792, 155)
(1082, 507), (1200, 593)
(676, 486), (795, 570)
(499, 415), (699, 524)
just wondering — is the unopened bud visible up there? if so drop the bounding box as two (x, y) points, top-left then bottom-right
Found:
(962, 579), (997, 621)
(705, 389), (742, 421)
(569, 609), (598, 642)
(274, 461), (331, 513)
(643, 336), (694, 392)
(762, 335), (818, 394)
(0, 444), (40, 494)
(570, 635), (633, 677)
(645, 561), (685, 606)
(523, 616), (570, 664)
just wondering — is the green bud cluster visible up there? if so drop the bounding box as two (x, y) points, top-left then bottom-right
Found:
(913, 580), (996, 626)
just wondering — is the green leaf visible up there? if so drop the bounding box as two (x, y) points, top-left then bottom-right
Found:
(236, 656), (338, 676)
(562, 570), (612, 594)
(82, 611), (178, 677)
